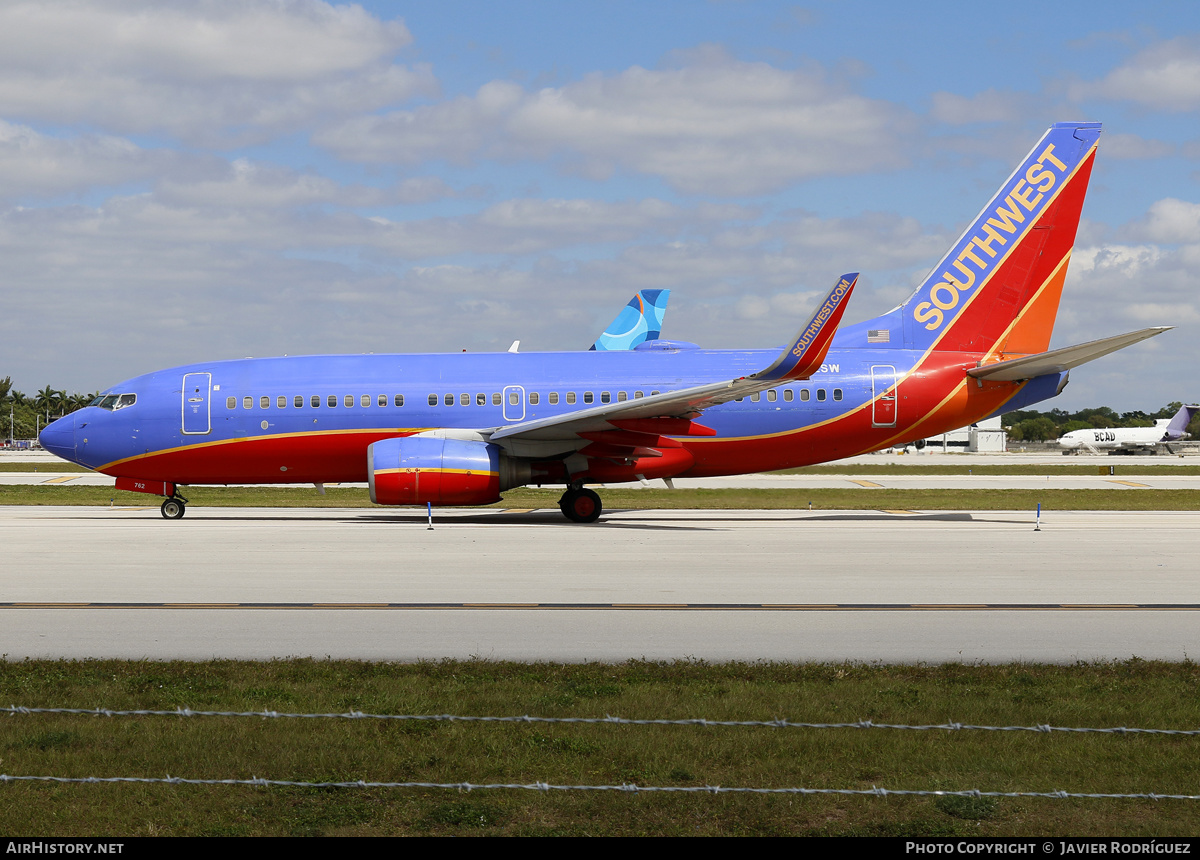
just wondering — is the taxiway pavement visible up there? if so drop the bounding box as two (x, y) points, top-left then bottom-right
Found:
(2, 505), (1197, 663)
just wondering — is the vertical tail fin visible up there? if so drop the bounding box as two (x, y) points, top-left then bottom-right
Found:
(902, 122), (1102, 356)
(590, 289), (670, 350)
(1165, 405), (1199, 439)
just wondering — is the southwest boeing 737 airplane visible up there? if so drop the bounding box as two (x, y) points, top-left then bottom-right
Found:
(39, 122), (1170, 522)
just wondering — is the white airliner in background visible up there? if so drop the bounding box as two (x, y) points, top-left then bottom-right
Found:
(1057, 404), (1198, 454)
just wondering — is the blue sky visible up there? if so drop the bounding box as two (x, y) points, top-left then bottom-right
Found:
(2, 0), (1199, 412)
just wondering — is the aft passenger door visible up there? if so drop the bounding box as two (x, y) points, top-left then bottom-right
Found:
(181, 372), (212, 435)
(871, 365), (897, 428)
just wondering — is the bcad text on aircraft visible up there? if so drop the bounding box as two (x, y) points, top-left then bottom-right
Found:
(40, 123), (1171, 522)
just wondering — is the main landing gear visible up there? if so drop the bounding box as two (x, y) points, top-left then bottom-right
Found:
(558, 486), (602, 523)
(160, 492), (189, 520)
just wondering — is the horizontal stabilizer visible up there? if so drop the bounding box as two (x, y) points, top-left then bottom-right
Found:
(966, 327), (1171, 382)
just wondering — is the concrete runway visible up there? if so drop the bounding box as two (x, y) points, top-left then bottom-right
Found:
(2, 505), (1198, 663)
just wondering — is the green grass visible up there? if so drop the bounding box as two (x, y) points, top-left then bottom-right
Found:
(1, 659), (1198, 836)
(0, 461), (91, 472)
(775, 462), (1200, 475)
(2, 484), (1199, 511)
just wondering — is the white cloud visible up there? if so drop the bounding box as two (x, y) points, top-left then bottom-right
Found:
(0, 120), (176, 199)
(1120, 198), (1200, 245)
(316, 48), (914, 195)
(1101, 133), (1175, 160)
(929, 90), (1031, 125)
(0, 0), (434, 144)
(1075, 37), (1200, 111)
(152, 159), (456, 209)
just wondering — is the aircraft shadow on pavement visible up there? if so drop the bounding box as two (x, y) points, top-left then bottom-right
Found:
(354, 510), (724, 531)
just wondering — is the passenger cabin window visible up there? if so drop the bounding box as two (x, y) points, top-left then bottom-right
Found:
(311, 395), (320, 408)
(784, 389), (794, 402)
(566, 392), (576, 405)
(243, 396), (253, 409)
(833, 389), (843, 401)
(362, 395), (370, 408)
(601, 392), (611, 404)
(226, 396), (236, 409)
(394, 394), (404, 407)
(327, 395), (337, 407)
(508, 391), (519, 405)
(750, 393), (760, 402)
(428, 394), (438, 406)
(444, 393), (453, 406)
(277, 396), (286, 408)
(344, 395), (354, 408)
(767, 390), (777, 402)
(549, 392), (559, 405)
(817, 389), (827, 402)
(583, 392), (594, 404)
(618, 391), (627, 402)
(800, 389), (811, 402)
(634, 391), (643, 399)
(260, 396), (269, 409)
(294, 395), (303, 408)
(476, 393), (486, 406)
(460, 393), (470, 406)
(492, 393), (501, 406)
(529, 392), (539, 405)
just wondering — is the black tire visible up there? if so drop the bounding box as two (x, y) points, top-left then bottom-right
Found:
(561, 488), (602, 523)
(160, 498), (186, 519)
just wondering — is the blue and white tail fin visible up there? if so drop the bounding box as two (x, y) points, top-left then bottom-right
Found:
(590, 290), (670, 351)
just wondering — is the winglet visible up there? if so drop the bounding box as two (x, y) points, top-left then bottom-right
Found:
(753, 273), (857, 382)
(590, 289), (670, 350)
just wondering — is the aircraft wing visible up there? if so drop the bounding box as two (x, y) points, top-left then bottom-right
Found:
(966, 327), (1172, 382)
(489, 274), (857, 444)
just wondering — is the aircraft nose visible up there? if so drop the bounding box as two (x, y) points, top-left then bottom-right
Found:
(39, 414), (76, 461)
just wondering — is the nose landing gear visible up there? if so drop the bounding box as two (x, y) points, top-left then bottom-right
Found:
(160, 492), (189, 519)
(558, 486), (602, 523)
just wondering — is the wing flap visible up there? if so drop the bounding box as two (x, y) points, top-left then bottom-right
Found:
(967, 327), (1171, 381)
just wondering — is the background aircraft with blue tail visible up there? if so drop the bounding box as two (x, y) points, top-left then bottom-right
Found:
(39, 122), (1170, 521)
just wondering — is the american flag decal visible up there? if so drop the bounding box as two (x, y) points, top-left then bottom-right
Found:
(867, 329), (890, 343)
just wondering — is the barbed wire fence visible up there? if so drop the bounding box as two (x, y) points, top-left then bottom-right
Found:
(6, 705), (1200, 801)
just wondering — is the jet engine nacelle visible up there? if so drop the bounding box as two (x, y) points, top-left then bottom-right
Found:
(368, 436), (509, 506)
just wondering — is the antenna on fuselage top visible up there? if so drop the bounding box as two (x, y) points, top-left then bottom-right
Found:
(508, 341), (520, 353)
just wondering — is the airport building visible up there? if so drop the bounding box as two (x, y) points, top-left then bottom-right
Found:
(919, 415), (1007, 453)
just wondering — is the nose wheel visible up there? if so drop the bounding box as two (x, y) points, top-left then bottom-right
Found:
(559, 487), (602, 523)
(160, 497), (186, 519)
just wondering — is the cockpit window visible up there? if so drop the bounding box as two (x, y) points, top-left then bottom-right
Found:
(91, 393), (135, 411)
